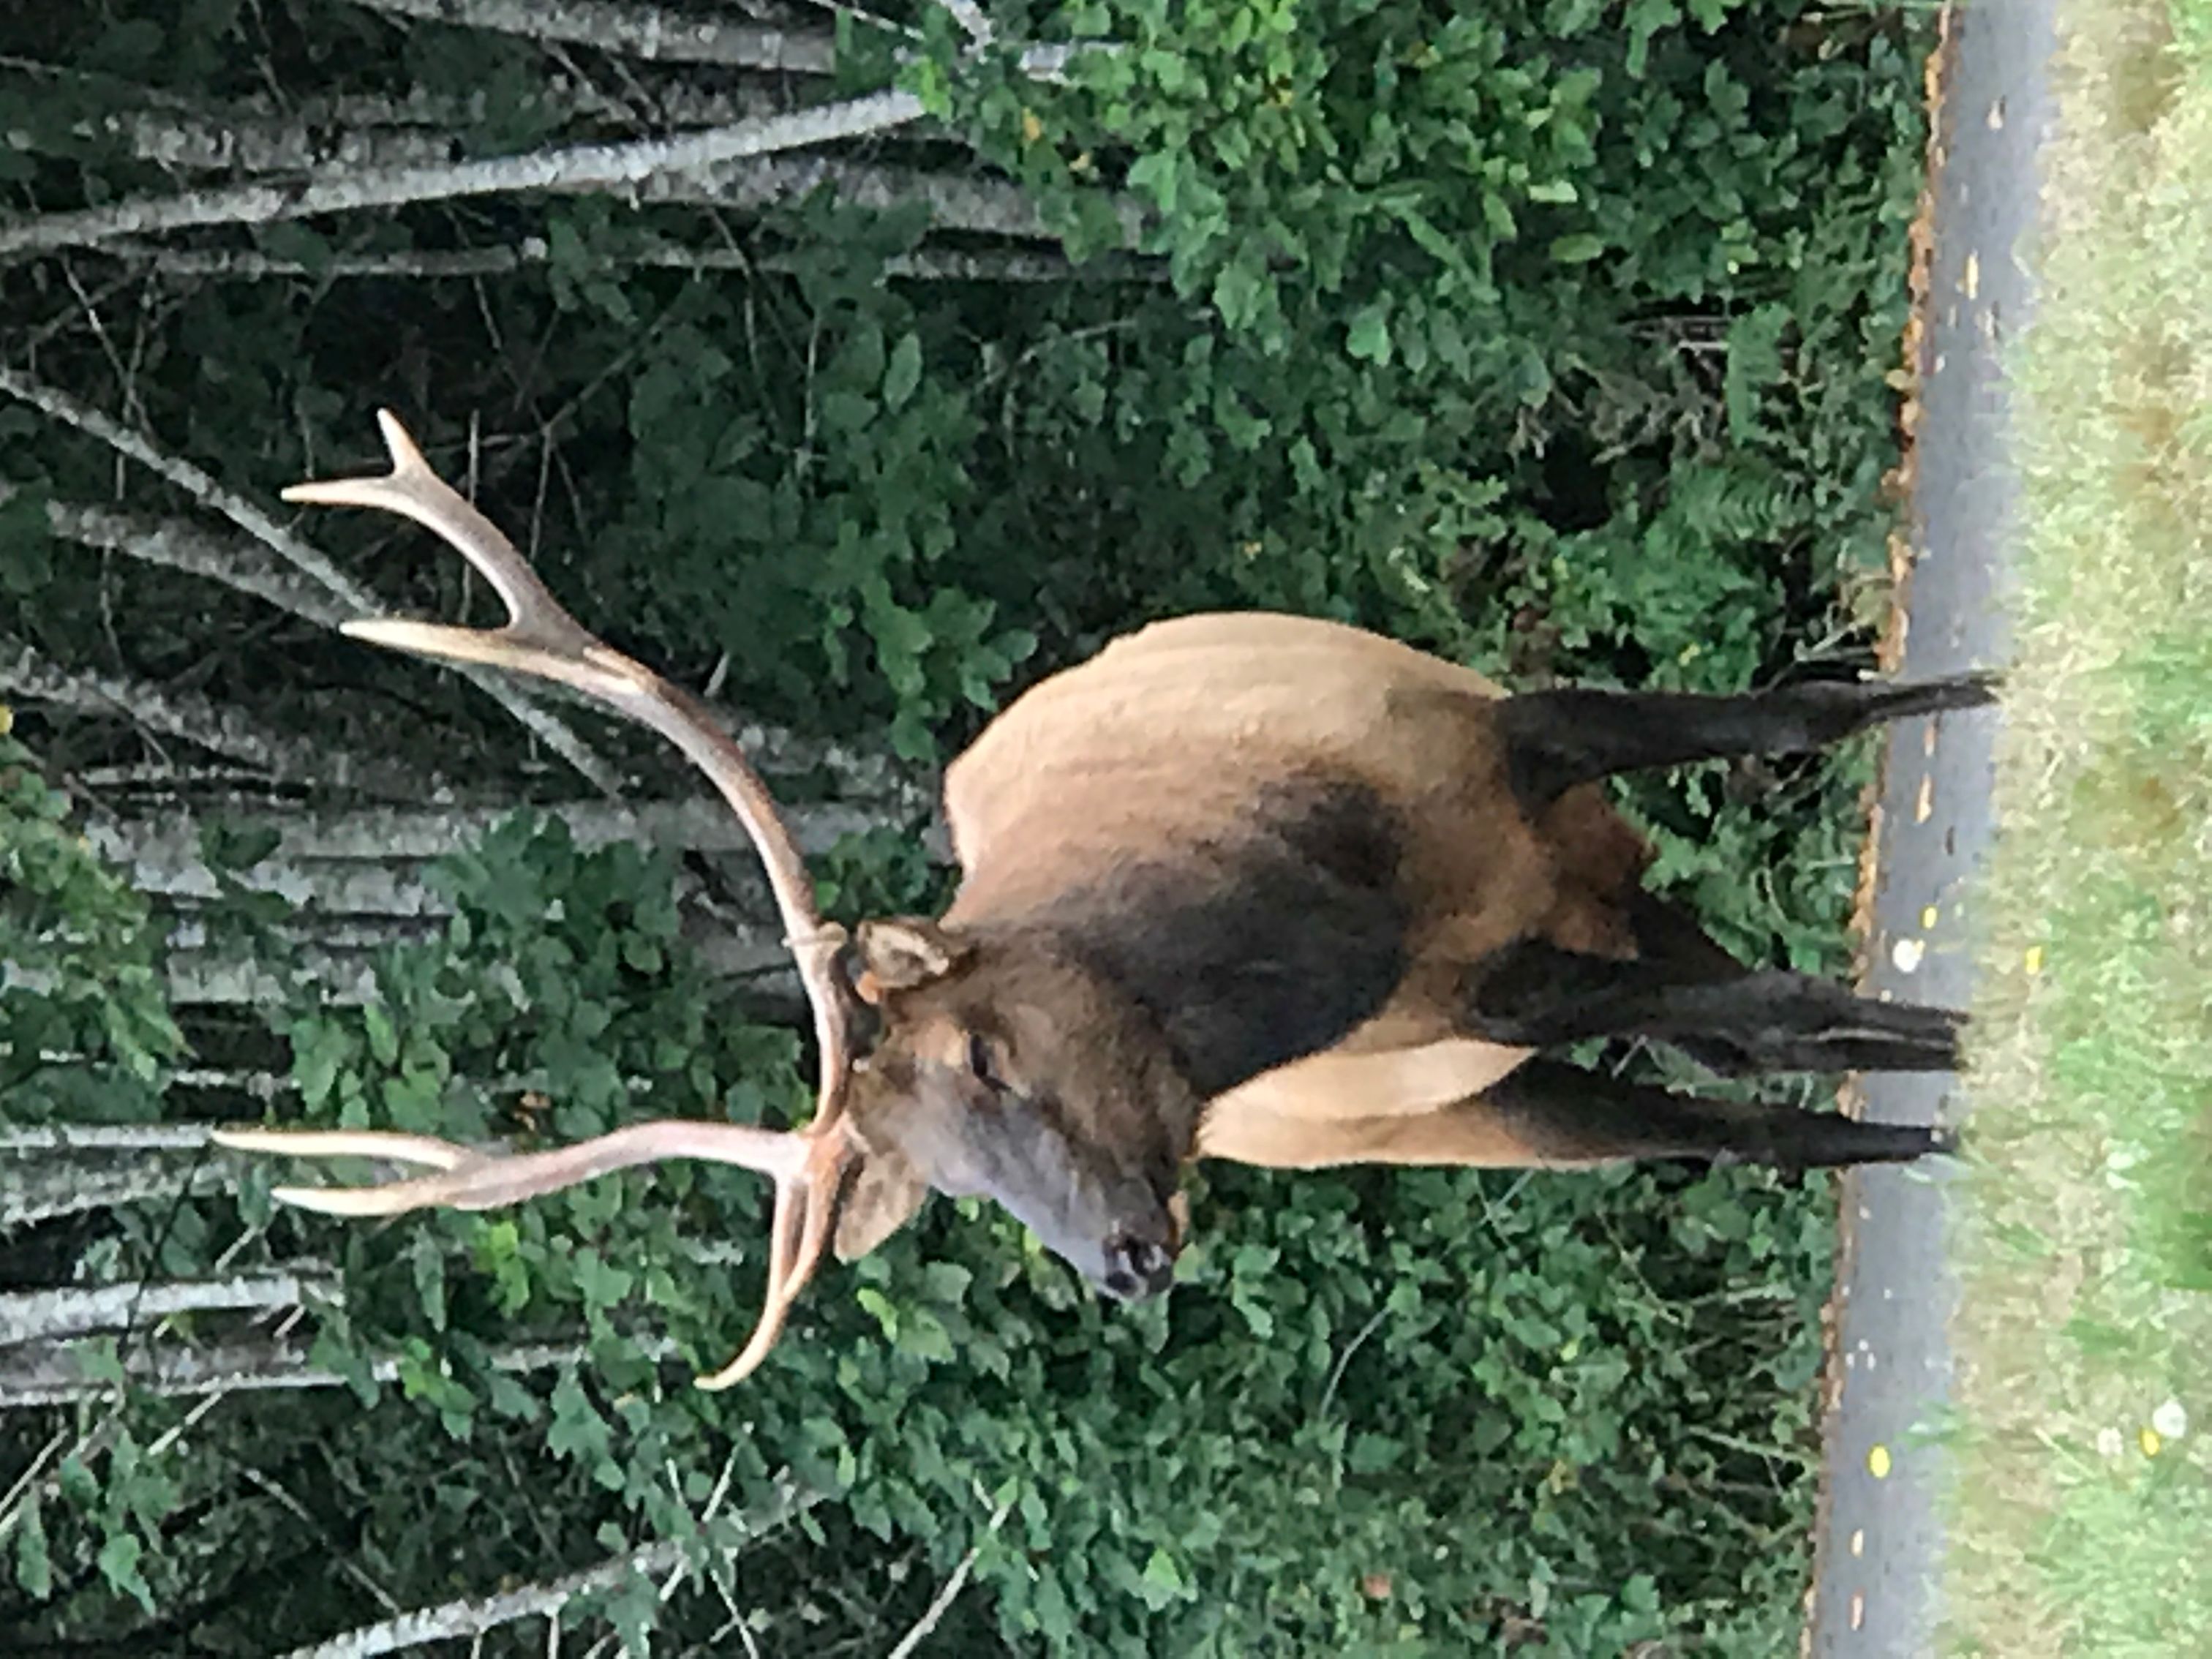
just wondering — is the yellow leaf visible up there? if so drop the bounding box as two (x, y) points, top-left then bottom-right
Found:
(1020, 109), (1043, 144)
(1867, 1444), (1892, 1478)
(2024, 944), (2044, 976)
(2140, 1426), (2162, 1457)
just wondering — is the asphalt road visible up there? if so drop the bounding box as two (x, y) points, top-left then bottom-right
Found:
(1802, 4), (2054, 1654)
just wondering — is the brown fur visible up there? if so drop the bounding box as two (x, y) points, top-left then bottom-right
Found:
(838, 613), (1672, 1276)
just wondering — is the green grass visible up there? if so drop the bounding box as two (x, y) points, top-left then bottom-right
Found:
(1941, 1), (2212, 1652)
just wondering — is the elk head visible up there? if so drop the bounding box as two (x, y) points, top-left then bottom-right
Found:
(213, 411), (1191, 1391)
(838, 917), (1196, 1301)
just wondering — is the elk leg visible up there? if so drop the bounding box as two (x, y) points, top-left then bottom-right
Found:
(1465, 938), (1965, 1075)
(1614, 890), (1957, 1075)
(1487, 1058), (1950, 1170)
(1497, 671), (1999, 810)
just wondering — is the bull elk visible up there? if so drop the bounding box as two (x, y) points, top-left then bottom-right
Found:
(214, 411), (1994, 1388)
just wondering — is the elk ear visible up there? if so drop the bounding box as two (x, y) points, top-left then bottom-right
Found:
(833, 1151), (930, 1262)
(852, 917), (969, 999)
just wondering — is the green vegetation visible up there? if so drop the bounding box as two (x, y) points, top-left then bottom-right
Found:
(1943, 0), (2212, 1649)
(1, 1), (1946, 1651)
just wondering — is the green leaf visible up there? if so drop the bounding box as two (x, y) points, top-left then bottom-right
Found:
(410, 1232), (448, 1331)
(12, 1494), (50, 1598)
(1137, 1546), (1188, 1607)
(575, 1247), (636, 1312)
(1347, 303), (1393, 365)
(1126, 149), (1181, 214)
(547, 1371), (612, 1467)
(292, 1020), (348, 1111)
(1549, 233), (1606, 263)
(1348, 1432), (1403, 1473)
(919, 1262), (972, 1306)
(96, 1532), (153, 1614)
(363, 1001), (399, 1067)
(1625, 0), (1679, 76)
(896, 1309), (955, 1362)
(1723, 303), (1791, 443)
(884, 333), (923, 411)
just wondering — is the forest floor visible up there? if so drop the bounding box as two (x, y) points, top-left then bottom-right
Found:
(1941, 0), (2212, 1648)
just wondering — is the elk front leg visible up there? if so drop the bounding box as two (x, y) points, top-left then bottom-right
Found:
(1486, 1058), (1951, 1170)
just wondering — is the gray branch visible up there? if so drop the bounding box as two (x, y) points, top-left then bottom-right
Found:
(347, 0), (838, 72)
(4, 911), (798, 1009)
(0, 91), (925, 258)
(0, 631), (419, 796)
(111, 113), (467, 176)
(98, 83), (807, 176)
(1, 1154), (230, 1229)
(884, 1489), (1015, 1659)
(271, 1475), (819, 1659)
(118, 238), (1150, 286)
(0, 1125), (220, 1152)
(33, 494), (354, 628)
(95, 794), (894, 897)
(0, 369), (622, 795)
(620, 154), (1146, 247)
(222, 82), (798, 135)
(0, 1332), (680, 1407)
(0, 1272), (336, 1346)
(101, 83), (845, 176)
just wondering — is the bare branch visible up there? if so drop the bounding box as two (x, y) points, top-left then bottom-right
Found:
(0, 1333), (680, 1407)
(620, 154), (1146, 247)
(883, 1489), (1016, 1659)
(108, 110), (468, 175)
(0, 372), (364, 598)
(0, 1124), (220, 1152)
(95, 78), (845, 176)
(219, 82), (793, 133)
(348, 0), (838, 72)
(106, 82), (816, 172)
(95, 794), (892, 898)
(267, 1476), (819, 1659)
(0, 369), (621, 794)
(0, 631), (418, 794)
(2, 1158), (230, 1229)
(34, 494), (354, 628)
(934, 0), (995, 49)
(29, 491), (941, 813)
(0, 1272), (336, 1345)
(0, 90), (924, 259)
(97, 914), (795, 1007)
(115, 237), (1154, 286)
(75, 760), (312, 791)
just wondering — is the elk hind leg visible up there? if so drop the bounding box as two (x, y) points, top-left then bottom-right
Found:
(1466, 938), (1965, 1075)
(1489, 1058), (1949, 1171)
(1498, 672), (1999, 810)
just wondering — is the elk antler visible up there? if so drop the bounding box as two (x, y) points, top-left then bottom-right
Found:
(211, 410), (859, 1390)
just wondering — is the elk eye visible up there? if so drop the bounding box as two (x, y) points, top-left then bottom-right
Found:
(966, 1031), (1003, 1091)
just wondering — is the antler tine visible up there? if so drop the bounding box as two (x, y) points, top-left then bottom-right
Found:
(237, 410), (869, 1385)
(696, 1143), (848, 1389)
(286, 410), (594, 661)
(208, 1122), (810, 1216)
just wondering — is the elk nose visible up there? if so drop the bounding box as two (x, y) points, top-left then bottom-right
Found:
(1102, 1235), (1175, 1299)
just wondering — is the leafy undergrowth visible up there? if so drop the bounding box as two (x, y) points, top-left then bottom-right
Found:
(1944, 1), (2212, 1649)
(0, 2), (1949, 1652)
